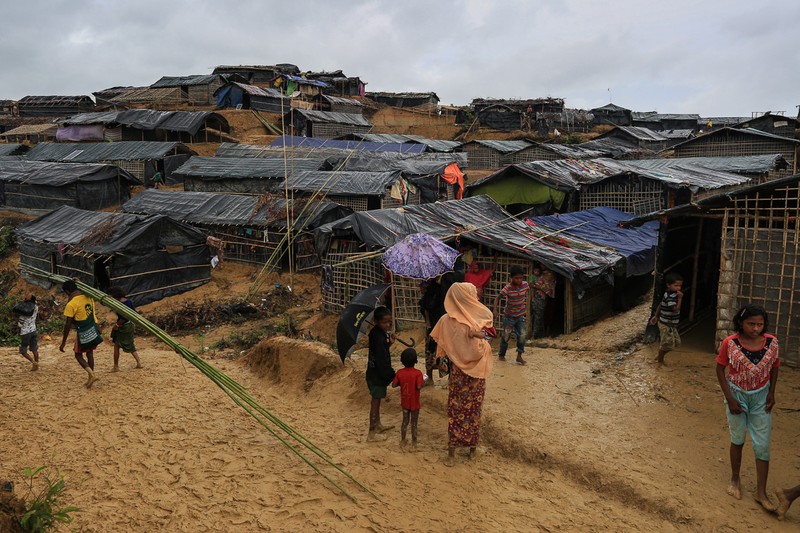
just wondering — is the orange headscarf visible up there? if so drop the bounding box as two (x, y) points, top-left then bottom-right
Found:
(430, 283), (494, 379)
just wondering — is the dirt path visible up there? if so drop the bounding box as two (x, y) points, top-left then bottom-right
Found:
(1, 310), (798, 531)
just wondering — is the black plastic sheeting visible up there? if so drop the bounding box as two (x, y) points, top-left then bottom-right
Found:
(0, 160), (137, 211)
(60, 110), (229, 136)
(315, 195), (622, 293)
(282, 170), (403, 196)
(16, 206), (210, 306)
(123, 189), (352, 230)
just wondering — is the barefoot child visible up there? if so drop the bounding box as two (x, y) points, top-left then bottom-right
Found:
(14, 295), (39, 371)
(366, 307), (396, 441)
(776, 483), (799, 521)
(650, 272), (683, 364)
(493, 266), (529, 365)
(107, 286), (142, 371)
(391, 348), (424, 448)
(59, 279), (103, 388)
(716, 304), (780, 512)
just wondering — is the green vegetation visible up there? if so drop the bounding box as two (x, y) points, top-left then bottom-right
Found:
(19, 464), (80, 533)
(211, 320), (291, 352)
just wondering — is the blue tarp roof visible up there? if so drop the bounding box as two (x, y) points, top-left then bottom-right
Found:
(526, 207), (658, 277)
(270, 135), (425, 154)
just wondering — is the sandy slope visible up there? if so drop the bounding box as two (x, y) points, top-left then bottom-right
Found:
(1, 309), (799, 531)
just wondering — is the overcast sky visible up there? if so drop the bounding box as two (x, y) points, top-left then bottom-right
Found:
(2, 0), (798, 117)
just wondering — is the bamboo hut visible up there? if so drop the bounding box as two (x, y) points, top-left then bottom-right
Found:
(341, 133), (463, 153)
(280, 170), (420, 211)
(365, 92), (439, 109)
(460, 140), (533, 170)
(150, 74), (226, 106)
(15, 206), (211, 305)
(284, 109), (372, 139)
(123, 189), (351, 269)
(25, 141), (196, 186)
(671, 127), (800, 174)
(314, 196), (655, 333)
(590, 103), (632, 126)
(57, 110), (230, 143)
(176, 156), (327, 194)
(623, 173), (800, 366)
(0, 160), (138, 213)
(214, 82), (290, 113)
(0, 124), (58, 144)
(17, 95), (95, 117)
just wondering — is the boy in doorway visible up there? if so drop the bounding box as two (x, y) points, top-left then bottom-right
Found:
(650, 272), (684, 364)
(494, 266), (529, 365)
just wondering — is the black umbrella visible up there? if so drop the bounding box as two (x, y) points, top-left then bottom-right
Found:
(336, 283), (415, 363)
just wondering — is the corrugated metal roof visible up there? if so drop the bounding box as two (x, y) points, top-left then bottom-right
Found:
(26, 141), (194, 162)
(291, 109), (372, 126)
(151, 74), (219, 88)
(468, 158), (750, 193)
(283, 170), (401, 196)
(471, 140), (533, 153)
(172, 155), (326, 179)
(627, 154), (788, 175)
(270, 135), (424, 154)
(0, 159), (139, 186)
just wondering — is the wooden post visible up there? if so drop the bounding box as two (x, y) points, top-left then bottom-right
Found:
(688, 218), (704, 322)
(564, 281), (574, 334)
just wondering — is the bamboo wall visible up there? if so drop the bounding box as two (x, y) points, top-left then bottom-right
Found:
(673, 134), (797, 172)
(579, 179), (665, 215)
(463, 144), (502, 170)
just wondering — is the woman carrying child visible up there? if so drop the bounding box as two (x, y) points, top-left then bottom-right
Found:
(431, 282), (494, 466)
(715, 304), (780, 512)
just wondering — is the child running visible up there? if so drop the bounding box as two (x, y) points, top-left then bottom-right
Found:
(650, 272), (683, 364)
(391, 348), (425, 449)
(59, 279), (103, 388)
(366, 306), (396, 441)
(14, 295), (39, 371)
(715, 304), (780, 512)
(493, 266), (529, 365)
(107, 286), (142, 371)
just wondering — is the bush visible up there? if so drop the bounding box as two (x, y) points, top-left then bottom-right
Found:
(19, 464), (79, 532)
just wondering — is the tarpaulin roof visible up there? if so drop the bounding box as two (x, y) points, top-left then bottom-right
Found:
(26, 141), (195, 162)
(17, 95), (94, 106)
(0, 144), (27, 156)
(122, 189), (351, 230)
(576, 137), (655, 159)
(636, 113), (701, 121)
(213, 82), (284, 98)
(281, 75), (330, 88)
(469, 140), (533, 153)
(655, 129), (694, 140)
(627, 154), (788, 175)
(321, 95), (363, 107)
(672, 127), (800, 148)
(346, 133), (462, 152)
(591, 103), (631, 112)
(468, 158), (750, 193)
(172, 156), (326, 180)
(151, 74), (219, 88)
(526, 207), (658, 277)
(0, 160), (139, 186)
(270, 135), (424, 154)
(315, 195), (621, 291)
(60, 110), (228, 135)
(289, 109), (372, 126)
(532, 143), (606, 159)
(15, 205), (207, 255)
(282, 170), (402, 196)
(337, 155), (458, 177)
(603, 126), (668, 142)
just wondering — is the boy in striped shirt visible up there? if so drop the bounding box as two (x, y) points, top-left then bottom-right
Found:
(650, 272), (684, 364)
(494, 266), (529, 365)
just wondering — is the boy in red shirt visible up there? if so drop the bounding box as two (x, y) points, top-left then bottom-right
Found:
(392, 348), (425, 449)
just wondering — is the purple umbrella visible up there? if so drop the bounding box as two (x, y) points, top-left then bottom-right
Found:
(383, 233), (460, 280)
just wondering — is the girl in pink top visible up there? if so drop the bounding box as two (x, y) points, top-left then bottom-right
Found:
(715, 304), (780, 512)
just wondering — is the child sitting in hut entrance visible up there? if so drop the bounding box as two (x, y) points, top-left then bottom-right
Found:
(392, 348), (425, 449)
(108, 286), (142, 371)
(650, 272), (684, 364)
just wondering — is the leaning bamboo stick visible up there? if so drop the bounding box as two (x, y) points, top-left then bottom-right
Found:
(22, 265), (376, 503)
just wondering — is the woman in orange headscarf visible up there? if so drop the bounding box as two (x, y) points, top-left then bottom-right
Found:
(430, 282), (494, 465)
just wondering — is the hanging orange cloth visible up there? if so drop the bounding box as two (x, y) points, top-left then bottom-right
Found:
(440, 163), (465, 199)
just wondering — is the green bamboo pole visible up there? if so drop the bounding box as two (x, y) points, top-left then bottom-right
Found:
(23, 266), (377, 503)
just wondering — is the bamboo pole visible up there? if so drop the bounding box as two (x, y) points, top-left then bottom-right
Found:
(21, 265), (376, 503)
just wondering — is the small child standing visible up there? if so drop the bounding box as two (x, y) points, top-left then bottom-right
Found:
(650, 272), (684, 364)
(494, 266), (529, 365)
(391, 348), (425, 449)
(366, 306), (396, 441)
(108, 287), (142, 371)
(14, 295), (39, 371)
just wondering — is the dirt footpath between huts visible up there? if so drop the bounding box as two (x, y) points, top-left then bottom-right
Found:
(1, 285), (799, 530)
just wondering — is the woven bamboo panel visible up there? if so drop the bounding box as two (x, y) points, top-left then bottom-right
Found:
(310, 123), (371, 140)
(464, 145), (501, 169)
(717, 183), (800, 365)
(321, 251), (384, 313)
(329, 195), (370, 212)
(569, 282), (613, 332)
(580, 180), (664, 215)
(391, 275), (425, 330)
(674, 137), (796, 168)
(102, 159), (145, 181)
(474, 254), (533, 329)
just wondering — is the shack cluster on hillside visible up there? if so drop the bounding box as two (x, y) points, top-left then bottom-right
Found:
(2, 58), (799, 362)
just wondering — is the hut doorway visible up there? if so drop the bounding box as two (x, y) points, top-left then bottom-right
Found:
(93, 258), (111, 292)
